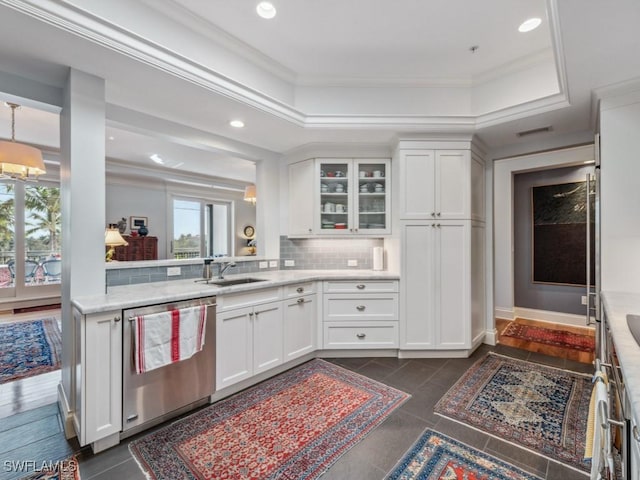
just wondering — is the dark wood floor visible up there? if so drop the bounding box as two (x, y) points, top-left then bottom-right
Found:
(0, 321), (594, 480)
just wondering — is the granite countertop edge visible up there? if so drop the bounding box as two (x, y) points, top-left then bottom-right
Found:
(72, 270), (400, 314)
(601, 291), (640, 424)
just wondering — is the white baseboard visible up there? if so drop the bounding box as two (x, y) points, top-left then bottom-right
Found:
(495, 307), (514, 321)
(515, 307), (594, 328)
(57, 382), (76, 440)
(484, 328), (498, 345)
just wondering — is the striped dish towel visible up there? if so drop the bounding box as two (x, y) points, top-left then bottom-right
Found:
(133, 305), (207, 374)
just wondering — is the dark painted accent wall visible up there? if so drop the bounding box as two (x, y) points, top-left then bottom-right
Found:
(514, 165), (593, 315)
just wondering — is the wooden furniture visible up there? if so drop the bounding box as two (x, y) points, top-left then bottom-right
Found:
(113, 235), (157, 261)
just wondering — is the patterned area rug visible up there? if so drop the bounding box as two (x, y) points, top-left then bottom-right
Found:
(0, 318), (62, 384)
(18, 456), (80, 480)
(502, 322), (595, 352)
(130, 359), (409, 480)
(434, 353), (591, 473)
(386, 429), (541, 480)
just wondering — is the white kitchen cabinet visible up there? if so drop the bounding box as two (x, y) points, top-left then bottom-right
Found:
(288, 157), (391, 236)
(283, 283), (317, 361)
(400, 220), (485, 351)
(288, 158), (315, 236)
(398, 149), (484, 221)
(322, 280), (399, 349)
(216, 300), (284, 390)
(73, 307), (122, 449)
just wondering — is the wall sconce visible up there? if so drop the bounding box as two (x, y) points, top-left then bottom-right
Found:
(105, 224), (128, 262)
(244, 184), (256, 205)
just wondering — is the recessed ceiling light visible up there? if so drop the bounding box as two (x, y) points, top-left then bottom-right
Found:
(149, 153), (164, 164)
(230, 120), (245, 128)
(256, 2), (276, 19)
(108, 136), (115, 141)
(518, 17), (542, 33)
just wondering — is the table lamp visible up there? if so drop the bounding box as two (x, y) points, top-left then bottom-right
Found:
(105, 224), (128, 262)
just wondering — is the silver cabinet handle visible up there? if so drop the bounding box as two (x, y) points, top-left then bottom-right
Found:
(297, 298), (305, 304)
(430, 212), (435, 217)
(634, 425), (640, 442)
(356, 284), (366, 290)
(249, 312), (254, 318)
(356, 333), (366, 339)
(296, 287), (304, 293)
(114, 316), (121, 323)
(436, 223), (441, 228)
(436, 212), (441, 217)
(308, 228), (312, 233)
(356, 305), (366, 311)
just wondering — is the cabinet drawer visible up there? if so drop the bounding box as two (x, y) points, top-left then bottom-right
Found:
(323, 280), (398, 293)
(323, 322), (398, 349)
(217, 287), (282, 312)
(323, 294), (398, 321)
(285, 282), (316, 298)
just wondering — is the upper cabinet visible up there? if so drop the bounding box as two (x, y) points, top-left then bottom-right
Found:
(289, 158), (391, 237)
(398, 149), (484, 221)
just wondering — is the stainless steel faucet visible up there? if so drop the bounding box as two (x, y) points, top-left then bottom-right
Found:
(217, 261), (236, 279)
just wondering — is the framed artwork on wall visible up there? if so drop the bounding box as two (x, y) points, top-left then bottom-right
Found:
(130, 216), (148, 230)
(531, 181), (594, 286)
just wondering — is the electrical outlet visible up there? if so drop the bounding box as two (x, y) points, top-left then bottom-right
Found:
(347, 259), (358, 267)
(284, 259), (295, 267)
(581, 295), (587, 305)
(259, 261), (268, 269)
(269, 260), (278, 268)
(167, 266), (181, 276)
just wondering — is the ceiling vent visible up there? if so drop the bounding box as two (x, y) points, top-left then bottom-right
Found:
(516, 126), (553, 137)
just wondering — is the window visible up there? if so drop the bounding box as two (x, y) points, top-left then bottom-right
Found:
(171, 197), (232, 259)
(0, 180), (61, 297)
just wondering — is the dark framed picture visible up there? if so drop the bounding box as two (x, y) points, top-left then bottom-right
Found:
(130, 216), (148, 230)
(531, 181), (594, 286)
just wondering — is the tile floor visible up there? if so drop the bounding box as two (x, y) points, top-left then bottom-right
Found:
(0, 343), (593, 480)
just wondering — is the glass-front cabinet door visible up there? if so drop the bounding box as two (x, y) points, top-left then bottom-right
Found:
(315, 158), (390, 235)
(318, 159), (352, 234)
(354, 159), (390, 234)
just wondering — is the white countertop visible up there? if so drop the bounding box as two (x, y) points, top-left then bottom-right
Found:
(72, 269), (400, 314)
(601, 291), (640, 423)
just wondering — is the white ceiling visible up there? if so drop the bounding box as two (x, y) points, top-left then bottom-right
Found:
(0, 0), (638, 182)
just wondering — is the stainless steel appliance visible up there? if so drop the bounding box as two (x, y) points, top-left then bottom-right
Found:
(122, 296), (216, 437)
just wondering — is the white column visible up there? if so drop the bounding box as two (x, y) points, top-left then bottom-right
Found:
(256, 158), (281, 259)
(59, 69), (106, 416)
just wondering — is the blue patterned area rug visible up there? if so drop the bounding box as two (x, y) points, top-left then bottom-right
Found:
(0, 318), (62, 384)
(386, 429), (541, 479)
(434, 353), (591, 473)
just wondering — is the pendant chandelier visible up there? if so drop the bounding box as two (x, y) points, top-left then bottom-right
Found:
(0, 103), (46, 180)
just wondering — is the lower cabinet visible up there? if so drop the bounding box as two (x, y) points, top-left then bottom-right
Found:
(216, 300), (284, 390)
(400, 220), (484, 351)
(73, 307), (122, 448)
(284, 293), (317, 361)
(322, 280), (399, 349)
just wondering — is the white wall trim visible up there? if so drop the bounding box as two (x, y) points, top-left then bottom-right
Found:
(495, 307), (515, 321)
(513, 307), (593, 328)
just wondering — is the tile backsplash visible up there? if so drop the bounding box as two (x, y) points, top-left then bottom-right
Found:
(280, 235), (383, 270)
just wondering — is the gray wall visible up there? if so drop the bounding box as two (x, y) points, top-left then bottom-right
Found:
(280, 236), (384, 270)
(513, 165), (592, 315)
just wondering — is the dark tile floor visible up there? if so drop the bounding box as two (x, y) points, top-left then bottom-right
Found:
(1, 343), (593, 480)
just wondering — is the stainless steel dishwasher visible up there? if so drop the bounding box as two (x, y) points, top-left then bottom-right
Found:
(122, 296), (216, 437)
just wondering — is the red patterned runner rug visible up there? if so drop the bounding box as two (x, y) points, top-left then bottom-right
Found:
(130, 359), (409, 480)
(501, 321), (595, 352)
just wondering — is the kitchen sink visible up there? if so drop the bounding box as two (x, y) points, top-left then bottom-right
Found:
(209, 277), (267, 287)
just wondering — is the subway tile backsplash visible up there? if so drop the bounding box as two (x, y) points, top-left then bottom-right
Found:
(279, 235), (383, 270)
(106, 259), (279, 287)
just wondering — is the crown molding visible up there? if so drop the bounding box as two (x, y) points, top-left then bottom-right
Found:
(1, 0), (571, 137)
